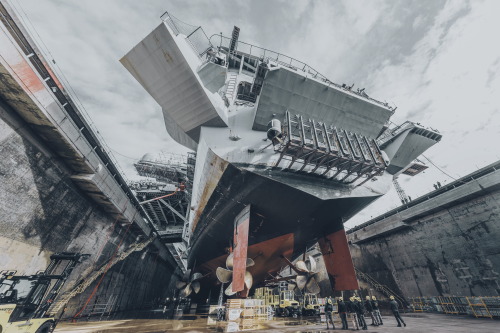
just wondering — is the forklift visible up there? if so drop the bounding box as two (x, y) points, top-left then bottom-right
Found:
(275, 290), (300, 317)
(301, 293), (320, 316)
(0, 252), (89, 333)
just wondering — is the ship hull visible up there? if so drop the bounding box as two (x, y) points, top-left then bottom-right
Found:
(188, 151), (383, 290)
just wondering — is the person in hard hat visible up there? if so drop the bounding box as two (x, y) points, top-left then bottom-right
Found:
(324, 297), (336, 330)
(371, 296), (383, 325)
(389, 296), (406, 327)
(354, 297), (367, 330)
(337, 297), (348, 330)
(365, 296), (378, 326)
(347, 297), (359, 330)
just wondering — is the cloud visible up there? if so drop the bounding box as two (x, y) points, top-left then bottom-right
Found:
(17, 0), (500, 226)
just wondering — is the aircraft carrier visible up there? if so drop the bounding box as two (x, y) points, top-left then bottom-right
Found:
(2, 2), (500, 332)
(120, 12), (441, 298)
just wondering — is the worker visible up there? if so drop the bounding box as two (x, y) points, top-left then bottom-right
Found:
(354, 297), (368, 330)
(347, 297), (359, 330)
(324, 297), (335, 330)
(365, 296), (378, 326)
(371, 296), (383, 325)
(337, 297), (348, 330)
(389, 296), (406, 327)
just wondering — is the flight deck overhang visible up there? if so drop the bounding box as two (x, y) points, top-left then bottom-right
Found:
(120, 22), (228, 150)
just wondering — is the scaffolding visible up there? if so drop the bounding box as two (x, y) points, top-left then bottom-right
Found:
(408, 296), (500, 318)
(274, 111), (388, 186)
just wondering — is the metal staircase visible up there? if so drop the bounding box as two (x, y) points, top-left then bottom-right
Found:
(225, 72), (238, 101)
(47, 236), (155, 316)
(355, 267), (408, 308)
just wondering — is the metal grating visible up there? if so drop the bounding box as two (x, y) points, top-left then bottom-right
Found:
(274, 111), (388, 186)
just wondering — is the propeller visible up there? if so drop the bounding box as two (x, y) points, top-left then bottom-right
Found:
(175, 269), (204, 298)
(282, 255), (320, 294)
(215, 253), (255, 296)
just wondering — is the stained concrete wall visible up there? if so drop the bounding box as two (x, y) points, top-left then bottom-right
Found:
(349, 187), (500, 298)
(0, 102), (174, 317)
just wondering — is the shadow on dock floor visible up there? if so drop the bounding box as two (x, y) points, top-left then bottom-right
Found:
(55, 313), (498, 333)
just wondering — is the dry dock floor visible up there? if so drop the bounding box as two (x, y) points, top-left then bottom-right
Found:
(55, 313), (498, 333)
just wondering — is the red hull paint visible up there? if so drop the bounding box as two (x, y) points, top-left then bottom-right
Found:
(318, 229), (359, 291)
(232, 205), (250, 292)
(200, 233), (295, 287)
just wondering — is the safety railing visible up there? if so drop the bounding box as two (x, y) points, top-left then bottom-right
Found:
(408, 296), (500, 318)
(160, 11), (212, 58)
(377, 121), (415, 146)
(354, 268), (408, 308)
(210, 34), (394, 110)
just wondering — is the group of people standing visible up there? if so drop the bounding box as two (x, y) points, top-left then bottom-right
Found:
(323, 295), (405, 330)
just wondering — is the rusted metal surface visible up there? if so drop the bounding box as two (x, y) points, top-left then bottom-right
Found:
(199, 233), (295, 286)
(190, 148), (229, 233)
(318, 229), (359, 291)
(232, 204), (250, 292)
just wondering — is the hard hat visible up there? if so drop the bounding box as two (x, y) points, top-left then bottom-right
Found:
(372, 296), (376, 300)
(338, 297), (343, 301)
(366, 296), (370, 300)
(390, 295), (395, 300)
(328, 299), (333, 304)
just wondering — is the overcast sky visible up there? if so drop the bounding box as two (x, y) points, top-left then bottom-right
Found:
(14, 0), (500, 227)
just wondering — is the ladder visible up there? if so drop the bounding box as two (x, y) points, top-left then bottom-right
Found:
(393, 177), (410, 204)
(47, 237), (155, 316)
(354, 268), (408, 308)
(225, 72), (238, 101)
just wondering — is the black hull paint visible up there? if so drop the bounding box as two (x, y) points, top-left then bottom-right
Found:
(188, 162), (380, 271)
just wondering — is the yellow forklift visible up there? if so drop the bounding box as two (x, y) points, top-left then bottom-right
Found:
(275, 289), (300, 318)
(301, 293), (320, 316)
(0, 252), (88, 333)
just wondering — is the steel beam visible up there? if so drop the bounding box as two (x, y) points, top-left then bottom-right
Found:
(159, 199), (187, 224)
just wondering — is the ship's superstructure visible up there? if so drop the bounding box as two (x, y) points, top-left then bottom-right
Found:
(121, 12), (442, 297)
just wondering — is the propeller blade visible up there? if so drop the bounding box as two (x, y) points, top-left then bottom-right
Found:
(182, 269), (192, 282)
(296, 260), (309, 273)
(226, 253), (234, 270)
(225, 282), (237, 296)
(307, 255), (317, 272)
(175, 280), (187, 289)
(246, 258), (255, 267)
(296, 274), (308, 290)
(190, 272), (203, 282)
(180, 283), (192, 298)
(216, 267), (233, 283)
(305, 276), (320, 294)
(244, 271), (253, 290)
(191, 281), (201, 294)
(281, 256), (304, 274)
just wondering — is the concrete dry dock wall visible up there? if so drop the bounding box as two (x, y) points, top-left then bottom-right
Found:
(348, 163), (500, 298)
(0, 103), (173, 317)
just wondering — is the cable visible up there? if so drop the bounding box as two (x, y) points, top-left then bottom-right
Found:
(106, 147), (140, 161)
(421, 154), (459, 181)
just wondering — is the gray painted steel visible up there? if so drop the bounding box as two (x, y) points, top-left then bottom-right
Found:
(120, 23), (227, 149)
(254, 67), (393, 138)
